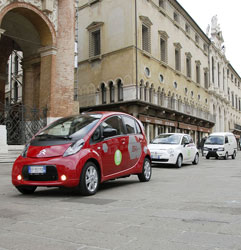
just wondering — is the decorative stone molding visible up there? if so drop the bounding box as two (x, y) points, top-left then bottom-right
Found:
(0, 0), (58, 31)
(173, 42), (182, 49)
(158, 30), (169, 39)
(139, 16), (153, 26)
(38, 46), (57, 57)
(86, 21), (104, 31)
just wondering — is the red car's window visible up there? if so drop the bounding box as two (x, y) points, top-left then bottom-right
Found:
(122, 116), (137, 134)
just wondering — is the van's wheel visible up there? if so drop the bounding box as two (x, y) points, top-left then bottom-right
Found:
(224, 152), (228, 160)
(79, 161), (99, 196)
(176, 154), (183, 168)
(138, 158), (151, 182)
(232, 151), (236, 159)
(192, 153), (199, 165)
(16, 186), (37, 194)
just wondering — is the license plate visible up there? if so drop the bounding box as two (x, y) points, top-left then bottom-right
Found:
(151, 154), (162, 159)
(28, 166), (46, 174)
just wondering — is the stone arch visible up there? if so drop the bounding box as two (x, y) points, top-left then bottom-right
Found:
(0, 2), (76, 120)
(0, 2), (56, 46)
(0, 2), (56, 113)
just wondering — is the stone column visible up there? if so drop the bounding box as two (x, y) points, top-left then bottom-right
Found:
(39, 46), (57, 114)
(52, 0), (79, 122)
(22, 56), (41, 108)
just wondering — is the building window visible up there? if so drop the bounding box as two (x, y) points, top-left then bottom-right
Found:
(198, 94), (201, 101)
(212, 57), (215, 83)
(173, 81), (178, 89)
(159, 31), (169, 63)
(87, 21), (104, 58)
(231, 92), (234, 107)
(217, 63), (220, 87)
(91, 30), (100, 57)
(223, 68), (225, 91)
(195, 61), (201, 84)
(173, 12), (179, 23)
(117, 80), (123, 101)
(195, 34), (199, 44)
(190, 91), (194, 98)
(142, 24), (151, 53)
(185, 52), (192, 78)
(174, 43), (182, 72)
(235, 95), (238, 110)
(185, 23), (190, 34)
(159, 0), (165, 8)
(5, 97), (9, 106)
(101, 83), (106, 104)
(160, 38), (167, 63)
(14, 55), (19, 75)
(109, 81), (114, 103)
(184, 87), (188, 95)
(159, 74), (164, 83)
(228, 88), (230, 101)
(203, 43), (208, 52)
(204, 69), (208, 89)
(14, 81), (18, 102)
(144, 67), (151, 77)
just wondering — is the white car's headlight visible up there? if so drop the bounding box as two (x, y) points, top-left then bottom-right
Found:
(167, 148), (174, 155)
(217, 147), (224, 151)
(63, 139), (85, 157)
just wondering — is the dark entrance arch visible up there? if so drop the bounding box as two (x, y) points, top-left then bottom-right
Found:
(0, 2), (78, 144)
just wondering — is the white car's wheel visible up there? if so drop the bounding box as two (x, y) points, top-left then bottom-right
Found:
(192, 153), (199, 165)
(175, 154), (183, 168)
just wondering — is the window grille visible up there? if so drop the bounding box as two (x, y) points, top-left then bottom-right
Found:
(160, 38), (166, 62)
(142, 25), (150, 53)
(89, 29), (101, 57)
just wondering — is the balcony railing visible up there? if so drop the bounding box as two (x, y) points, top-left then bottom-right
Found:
(78, 85), (216, 123)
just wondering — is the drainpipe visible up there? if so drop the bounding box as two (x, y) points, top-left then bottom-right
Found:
(135, 0), (138, 99)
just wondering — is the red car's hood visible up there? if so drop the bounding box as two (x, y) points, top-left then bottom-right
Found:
(27, 144), (71, 158)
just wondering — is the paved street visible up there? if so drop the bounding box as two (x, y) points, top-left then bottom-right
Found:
(0, 152), (241, 250)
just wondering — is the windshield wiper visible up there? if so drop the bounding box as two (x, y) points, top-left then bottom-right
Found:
(36, 134), (72, 140)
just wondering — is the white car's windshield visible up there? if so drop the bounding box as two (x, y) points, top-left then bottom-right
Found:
(205, 136), (224, 145)
(151, 134), (182, 145)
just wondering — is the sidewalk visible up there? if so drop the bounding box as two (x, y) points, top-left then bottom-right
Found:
(0, 145), (23, 164)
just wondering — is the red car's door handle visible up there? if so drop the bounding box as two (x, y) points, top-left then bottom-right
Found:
(121, 139), (126, 144)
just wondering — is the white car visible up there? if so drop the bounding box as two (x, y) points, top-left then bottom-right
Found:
(148, 133), (199, 168)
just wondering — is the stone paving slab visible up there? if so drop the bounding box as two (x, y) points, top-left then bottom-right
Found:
(0, 152), (241, 249)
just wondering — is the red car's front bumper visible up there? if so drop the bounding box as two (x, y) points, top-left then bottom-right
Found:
(12, 154), (84, 188)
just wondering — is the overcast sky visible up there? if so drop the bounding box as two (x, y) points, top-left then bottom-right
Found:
(177, 0), (241, 76)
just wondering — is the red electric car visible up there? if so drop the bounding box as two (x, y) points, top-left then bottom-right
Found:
(12, 112), (151, 195)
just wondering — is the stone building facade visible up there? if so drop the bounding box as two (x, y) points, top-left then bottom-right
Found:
(76, 0), (219, 143)
(0, 0), (79, 123)
(207, 15), (241, 136)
